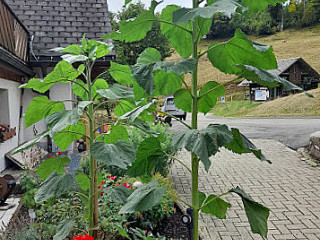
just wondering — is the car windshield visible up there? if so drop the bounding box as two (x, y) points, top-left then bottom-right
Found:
(167, 98), (174, 105)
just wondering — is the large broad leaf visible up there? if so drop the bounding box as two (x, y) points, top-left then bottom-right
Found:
(87, 40), (111, 59)
(20, 61), (80, 93)
(24, 96), (65, 128)
(153, 58), (197, 75)
(35, 172), (75, 203)
(154, 71), (183, 96)
(161, 5), (212, 58)
(109, 62), (135, 85)
(114, 99), (136, 117)
(172, 124), (234, 171)
(131, 48), (196, 96)
(53, 121), (86, 151)
(174, 89), (192, 113)
(91, 141), (136, 169)
(46, 101), (91, 136)
(129, 119), (159, 137)
(103, 1), (159, 43)
(236, 64), (303, 91)
(106, 186), (131, 204)
(198, 81), (225, 114)
(97, 84), (134, 100)
(119, 181), (166, 214)
(173, 0), (243, 25)
(161, 5), (192, 58)
(37, 156), (70, 181)
(75, 173), (90, 191)
(61, 54), (87, 64)
(119, 101), (155, 122)
(53, 219), (75, 240)
(72, 79), (88, 100)
(173, 0), (286, 25)
(241, 0), (287, 13)
(225, 128), (271, 163)
(13, 130), (50, 154)
(231, 187), (270, 238)
(199, 191), (231, 219)
(104, 124), (129, 144)
(92, 78), (109, 99)
(127, 137), (164, 177)
(207, 29), (277, 75)
(131, 48), (161, 95)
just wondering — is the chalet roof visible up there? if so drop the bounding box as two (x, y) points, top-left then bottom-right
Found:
(5, 0), (114, 57)
(238, 57), (320, 87)
(268, 57), (301, 75)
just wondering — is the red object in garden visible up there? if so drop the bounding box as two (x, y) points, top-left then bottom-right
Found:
(58, 152), (62, 155)
(73, 234), (94, 240)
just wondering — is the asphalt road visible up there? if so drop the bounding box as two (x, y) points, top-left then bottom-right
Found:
(171, 114), (320, 149)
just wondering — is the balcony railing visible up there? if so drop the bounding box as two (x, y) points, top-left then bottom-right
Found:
(0, 0), (29, 62)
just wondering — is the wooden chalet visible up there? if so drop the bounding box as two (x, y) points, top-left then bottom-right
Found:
(239, 57), (320, 102)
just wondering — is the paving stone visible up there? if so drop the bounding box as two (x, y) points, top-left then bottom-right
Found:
(170, 139), (320, 240)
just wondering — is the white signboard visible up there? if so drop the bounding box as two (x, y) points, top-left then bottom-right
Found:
(255, 89), (268, 101)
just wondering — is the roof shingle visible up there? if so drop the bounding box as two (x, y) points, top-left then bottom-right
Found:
(6, 0), (113, 57)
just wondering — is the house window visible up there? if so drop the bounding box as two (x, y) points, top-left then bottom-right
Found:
(0, 89), (10, 125)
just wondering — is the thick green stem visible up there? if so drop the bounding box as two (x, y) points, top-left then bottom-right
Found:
(86, 62), (99, 238)
(191, 1), (199, 239)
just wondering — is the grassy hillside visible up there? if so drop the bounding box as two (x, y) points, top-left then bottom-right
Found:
(245, 88), (320, 117)
(166, 25), (320, 91)
(210, 88), (320, 117)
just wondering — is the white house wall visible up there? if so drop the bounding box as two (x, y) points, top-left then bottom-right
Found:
(20, 88), (47, 146)
(0, 78), (21, 172)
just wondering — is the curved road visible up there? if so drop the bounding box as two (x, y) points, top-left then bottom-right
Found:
(171, 114), (320, 149)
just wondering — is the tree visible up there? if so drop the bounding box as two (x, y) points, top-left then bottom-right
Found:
(111, 2), (171, 65)
(302, 0), (320, 25)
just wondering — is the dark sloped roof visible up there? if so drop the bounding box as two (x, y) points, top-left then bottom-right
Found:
(5, 0), (113, 57)
(239, 57), (320, 86)
(268, 57), (301, 75)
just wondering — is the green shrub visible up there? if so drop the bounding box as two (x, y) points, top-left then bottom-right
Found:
(127, 123), (176, 177)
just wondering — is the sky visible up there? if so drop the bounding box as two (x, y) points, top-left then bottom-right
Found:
(107, 0), (192, 13)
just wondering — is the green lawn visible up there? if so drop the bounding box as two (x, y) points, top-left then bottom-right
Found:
(210, 100), (261, 117)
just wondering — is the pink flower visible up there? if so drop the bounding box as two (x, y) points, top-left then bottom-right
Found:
(144, 230), (147, 233)
(73, 202), (77, 206)
(140, 214), (143, 218)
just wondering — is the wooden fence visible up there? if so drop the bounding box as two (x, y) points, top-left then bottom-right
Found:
(0, 0), (29, 62)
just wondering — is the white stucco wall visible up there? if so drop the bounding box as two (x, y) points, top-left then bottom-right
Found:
(20, 88), (47, 145)
(0, 78), (21, 172)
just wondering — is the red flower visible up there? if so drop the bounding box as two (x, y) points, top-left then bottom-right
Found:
(123, 183), (131, 189)
(165, 207), (169, 211)
(48, 156), (54, 158)
(58, 152), (62, 155)
(140, 214), (143, 218)
(73, 234), (94, 240)
(145, 230), (148, 233)
(100, 191), (103, 196)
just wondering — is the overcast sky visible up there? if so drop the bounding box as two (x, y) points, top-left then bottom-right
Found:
(107, 0), (192, 13)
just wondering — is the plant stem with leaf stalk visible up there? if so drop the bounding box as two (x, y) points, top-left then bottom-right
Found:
(86, 60), (99, 238)
(191, 0), (199, 239)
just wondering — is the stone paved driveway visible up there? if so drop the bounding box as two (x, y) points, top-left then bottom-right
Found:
(170, 139), (320, 240)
